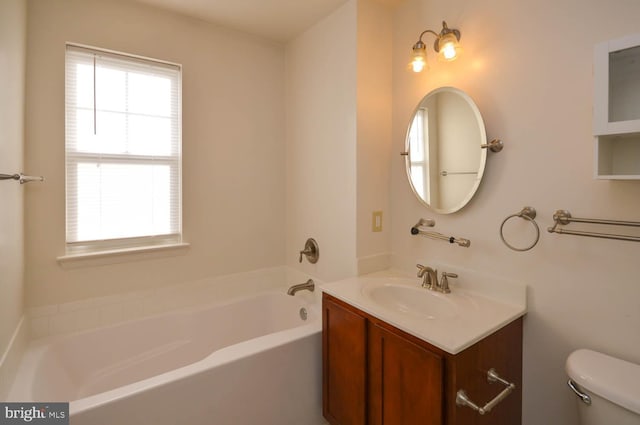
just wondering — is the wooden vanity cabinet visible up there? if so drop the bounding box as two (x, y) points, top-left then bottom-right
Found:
(322, 293), (523, 425)
(323, 294), (367, 425)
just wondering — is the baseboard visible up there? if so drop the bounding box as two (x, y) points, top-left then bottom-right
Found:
(0, 316), (28, 400)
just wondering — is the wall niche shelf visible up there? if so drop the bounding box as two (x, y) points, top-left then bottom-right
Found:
(593, 33), (640, 180)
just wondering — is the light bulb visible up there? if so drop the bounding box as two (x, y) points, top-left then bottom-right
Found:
(437, 33), (461, 62)
(410, 44), (427, 73)
(441, 42), (457, 60)
(411, 56), (426, 72)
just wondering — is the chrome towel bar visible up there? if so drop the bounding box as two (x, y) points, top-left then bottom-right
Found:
(0, 173), (45, 184)
(456, 368), (516, 415)
(548, 210), (640, 243)
(440, 170), (477, 176)
(410, 218), (471, 247)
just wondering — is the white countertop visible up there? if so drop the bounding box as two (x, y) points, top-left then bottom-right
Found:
(321, 271), (526, 355)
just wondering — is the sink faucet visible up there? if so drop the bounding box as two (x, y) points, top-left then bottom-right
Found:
(416, 264), (438, 290)
(287, 279), (315, 296)
(416, 264), (457, 293)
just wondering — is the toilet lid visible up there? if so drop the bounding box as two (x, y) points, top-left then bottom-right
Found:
(566, 349), (640, 415)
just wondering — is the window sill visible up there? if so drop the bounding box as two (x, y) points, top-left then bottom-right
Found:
(57, 242), (190, 269)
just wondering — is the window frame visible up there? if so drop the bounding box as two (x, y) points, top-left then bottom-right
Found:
(64, 43), (183, 256)
(408, 107), (430, 203)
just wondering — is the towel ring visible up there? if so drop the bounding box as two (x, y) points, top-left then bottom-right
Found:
(500, 207), (540, 252)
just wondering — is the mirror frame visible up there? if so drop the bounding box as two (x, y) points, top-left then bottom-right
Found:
(403, 86), (487, 214)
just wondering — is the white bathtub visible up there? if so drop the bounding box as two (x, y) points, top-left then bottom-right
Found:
(9, 289), (324, 425)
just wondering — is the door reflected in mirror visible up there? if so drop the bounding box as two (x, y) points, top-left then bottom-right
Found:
(405, 87), (487, 214)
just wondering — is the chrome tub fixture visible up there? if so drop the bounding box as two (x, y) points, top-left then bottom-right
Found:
(287, 279), (315, 296)
(298, 238), (319, 263)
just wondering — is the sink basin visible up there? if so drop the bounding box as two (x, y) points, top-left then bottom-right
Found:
(323, 275), (526, 354)
(362, 283), (459, 320)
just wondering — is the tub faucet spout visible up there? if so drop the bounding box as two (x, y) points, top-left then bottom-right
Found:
(287, 279), (315, 296)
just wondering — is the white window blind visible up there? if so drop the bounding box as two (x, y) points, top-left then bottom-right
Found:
(65, 44), (182, 252)
(408, 107), (429, 203)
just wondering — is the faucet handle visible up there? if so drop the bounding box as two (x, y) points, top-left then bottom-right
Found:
(416, 263), (427, 277)
(299, 238), (319, 264)
(439, 272), (457, 293)
(298, 249), (309, 263)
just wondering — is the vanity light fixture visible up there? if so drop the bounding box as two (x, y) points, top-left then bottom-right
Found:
(410, 21), (462, 73)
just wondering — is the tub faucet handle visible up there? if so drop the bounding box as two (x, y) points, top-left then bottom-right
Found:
(298, 238), (319, 264)
(299, 249), (310, 263)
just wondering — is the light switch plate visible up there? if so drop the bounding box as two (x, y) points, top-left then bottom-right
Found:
(372, 211), (383, 232)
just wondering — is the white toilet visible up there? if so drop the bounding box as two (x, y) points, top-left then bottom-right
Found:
(566, 349), (640, 425)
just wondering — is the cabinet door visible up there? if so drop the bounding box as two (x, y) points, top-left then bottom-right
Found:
(594, 34), (640, 135)
(323, 296), (367, 425)
(447, 318), (523, 425)
(475, 318), (522, 425)
(368, 323), (444, 425)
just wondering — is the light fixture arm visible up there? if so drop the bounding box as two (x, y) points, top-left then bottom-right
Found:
(417, 29), (440, 42)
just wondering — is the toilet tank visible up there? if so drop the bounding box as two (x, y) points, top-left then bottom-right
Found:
(566, 349), (640, 425)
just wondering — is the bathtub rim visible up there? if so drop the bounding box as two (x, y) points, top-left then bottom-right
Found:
(10, 287), (321, 417)
(71, 318), (320, 416)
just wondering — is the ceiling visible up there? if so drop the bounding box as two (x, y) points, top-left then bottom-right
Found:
(131, 0), (350, 41)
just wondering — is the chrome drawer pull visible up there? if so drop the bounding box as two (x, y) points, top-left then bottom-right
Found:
(456, 368), (516, 415)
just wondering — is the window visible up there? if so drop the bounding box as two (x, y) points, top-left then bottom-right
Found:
(408, 107), (430, 203)
(65, 44), (182, 254)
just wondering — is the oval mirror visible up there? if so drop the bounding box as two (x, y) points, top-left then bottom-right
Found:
(404, 87), (489, 214)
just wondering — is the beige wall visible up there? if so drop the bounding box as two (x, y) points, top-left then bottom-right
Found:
(284, 0), (393, 280)
(25, 0), (286, 307)
(0, 0), (26, 392)
(355, 0), (393, 273)
(390, 0), (640, 424)
(285, 1), (358, 281)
